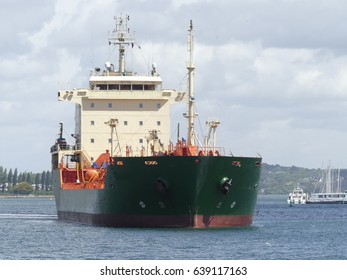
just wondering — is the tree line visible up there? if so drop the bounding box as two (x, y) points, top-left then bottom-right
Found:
(1, 163), (345, 195)
(259, 163), (347, 194)
(0, 166), (52, 195)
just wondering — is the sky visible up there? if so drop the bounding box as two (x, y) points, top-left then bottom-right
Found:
(2, 0), (347, 172)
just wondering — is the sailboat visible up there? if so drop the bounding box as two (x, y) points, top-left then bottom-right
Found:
(307, 164), (347, 204)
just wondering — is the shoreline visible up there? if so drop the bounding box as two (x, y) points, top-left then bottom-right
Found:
(0, 195), (54, 199)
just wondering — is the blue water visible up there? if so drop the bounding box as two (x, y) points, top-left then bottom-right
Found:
(0, 195), (346, 260)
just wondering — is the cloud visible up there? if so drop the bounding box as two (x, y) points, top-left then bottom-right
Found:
(2, 0), (347, 172)
(0, 0), (115, 171)
(171, 0), (215, 9)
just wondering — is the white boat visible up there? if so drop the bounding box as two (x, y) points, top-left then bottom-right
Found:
(287, 187), (307, 205)
(306, 192), (347, 204)
(307, 165), (347, 204)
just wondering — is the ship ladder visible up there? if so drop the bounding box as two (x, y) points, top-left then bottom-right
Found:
(98, 163), (107, 181)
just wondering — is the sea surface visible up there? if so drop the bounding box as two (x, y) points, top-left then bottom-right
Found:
(0, 195), (346, 260)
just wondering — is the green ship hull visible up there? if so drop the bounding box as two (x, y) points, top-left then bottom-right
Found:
(53, 155), (261, 228)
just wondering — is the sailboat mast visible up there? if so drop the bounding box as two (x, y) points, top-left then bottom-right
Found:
(187, 20), (195, 146)
(337, 167), (341, 192)
(326, 165), (332, 193)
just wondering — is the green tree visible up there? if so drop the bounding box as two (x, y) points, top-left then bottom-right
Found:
(7, 169), (13, 186)
(0, 167), (6, 192)
(0, 167), (4, 182)
(26, 172), (32, 184)
(13, 168), (18, 186)
(45, 171), (51, 190)
(41, 171), (46, 191)
(18, 172), (23, 183)
(13, 182), (34, 195)
(35, 173), (40, 191)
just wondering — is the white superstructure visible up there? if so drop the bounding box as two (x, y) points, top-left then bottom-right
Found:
(57, 15), (185, 162)
(287, 187), (307, 205)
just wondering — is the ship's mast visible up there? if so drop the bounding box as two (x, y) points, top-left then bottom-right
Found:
(59, 122), (63, 139)
(108, 15), (135, 73)
(187, 20), (195, 146)
(105, 118), (121, 156)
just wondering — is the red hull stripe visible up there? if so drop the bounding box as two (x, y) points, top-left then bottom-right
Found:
(58, 211), (253, 228)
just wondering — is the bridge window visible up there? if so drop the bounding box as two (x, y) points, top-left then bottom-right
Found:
(144, 84), (155, 90)
(132, 84), (143, 90)
(120, 84), (131, 90)
(96, 84), (107, 90)
(108, 84), (119, 90)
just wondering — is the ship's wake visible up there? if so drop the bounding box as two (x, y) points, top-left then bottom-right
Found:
(0, 213), (57, 220)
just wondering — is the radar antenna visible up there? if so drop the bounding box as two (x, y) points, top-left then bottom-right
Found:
(108, 14), (135, 73)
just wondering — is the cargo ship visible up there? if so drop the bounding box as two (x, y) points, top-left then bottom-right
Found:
(50, 15), (262, 228)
